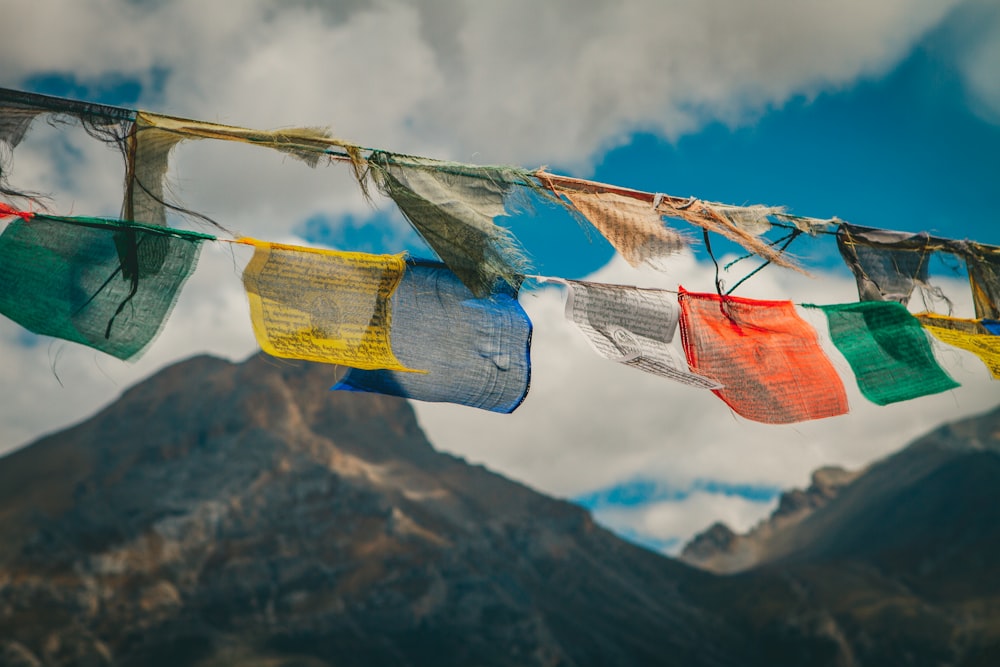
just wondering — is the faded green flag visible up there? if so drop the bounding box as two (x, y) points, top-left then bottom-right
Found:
(0, 214), (210, 360)
(810, 301), (958, 405)
(368, 152), (533, 297)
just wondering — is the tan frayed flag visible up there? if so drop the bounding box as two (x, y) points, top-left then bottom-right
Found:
(135, 112), (338, 166)
(551, 278), (721, 389)
(560, 189), (687, 269)
(127, 111), (349, 227)
(241, 240), (416, 371)
(125, 113), (187, 226)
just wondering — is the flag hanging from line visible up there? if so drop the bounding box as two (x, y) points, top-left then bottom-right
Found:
(368, 152), (531, 298)
(550, 278), (721, 389)
(915, 313), (1000, 380)
(810, 301), (958, 405)
(333, 261), (532, 413)
(678, 288), (849, 424)
(0, 214), (207, 360)
(241, 239), (415, 371)
(556, 188), (688, 269)
(836, 223), (933, 305)
(964, 246), (1000, 320)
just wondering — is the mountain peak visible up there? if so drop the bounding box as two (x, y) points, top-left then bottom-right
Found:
(0, 353), (736, 666)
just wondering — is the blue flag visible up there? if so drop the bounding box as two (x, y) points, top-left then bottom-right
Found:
(333, 261), (532, 413)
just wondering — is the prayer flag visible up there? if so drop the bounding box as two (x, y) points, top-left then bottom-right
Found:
(241, 240), (413, 371)
(0, 214), (207, 360)
(810, 302), (958, 405)
(915, 313), (1000, 380)
(837, 223), (932, 305)
(553, 278), (720, 389)
(558, 189), (687, 269)
(0, 87), (133, 200)
(964, 246), (1000, 320)
(678, 288), (848, 424)
(127, 111), (348, 227)
(369, 152), (531, 297)
(333, 261), (532, 413)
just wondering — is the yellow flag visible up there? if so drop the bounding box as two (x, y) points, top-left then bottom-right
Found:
(241, 239), (417, 371)
(916, 313), (1000, 380)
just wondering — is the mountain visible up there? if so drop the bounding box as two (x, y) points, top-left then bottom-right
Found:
(683, 405), (1000, 575)
(0, 354), (741, 667)
(2, 351), (999, 667)
(681, 465), (861, 574)
(681, 403), (1000, 666)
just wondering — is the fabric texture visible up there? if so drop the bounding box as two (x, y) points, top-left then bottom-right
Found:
(333, 261), (532, 413)
(836, 223), (933, 305)
(678, 288), (848, 424)
(0, 214), (206, 360)
(964, 244), (1000, 319)
(369, 152), (532, 297)
(811, 302), (958, 405)
(241, 239), (413, 371)
(558, 188), (688, 269)
(556, 278), (720, 389)
(0, 87), (134, 200)
(135, 111), (338, 167)
(125, 113), (187, 226)
(128, 111), (350, 228)
(916, 313), (1000, 380)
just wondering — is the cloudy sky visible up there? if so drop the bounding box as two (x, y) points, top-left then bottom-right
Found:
(1, 0), (999, 554)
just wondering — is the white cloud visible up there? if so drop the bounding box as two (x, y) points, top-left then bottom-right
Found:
(948, 0), (1000, 123)
(0, 0), (973, 170)
(1, 0), (997, 548)
(594, 491), (778, 555)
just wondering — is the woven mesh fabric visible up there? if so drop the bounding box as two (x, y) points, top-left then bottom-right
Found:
(811, 302), (958, 405)
(333, 261), (532, 413)
(0, 215), (206, 359)
(241, 239), (412, 371)
(837, 223), (932, 305)
(678, 288), (848, 424)
(916, 313), (1000, 380)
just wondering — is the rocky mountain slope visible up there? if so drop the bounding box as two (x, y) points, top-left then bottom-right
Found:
(681, 403), (1000, 666)
(683, 405), (1000, 575)
(0, 354), (740, 667)
(1, 351), (999, 666)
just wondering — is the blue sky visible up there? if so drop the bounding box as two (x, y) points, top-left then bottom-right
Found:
(1, 0), (999, 554)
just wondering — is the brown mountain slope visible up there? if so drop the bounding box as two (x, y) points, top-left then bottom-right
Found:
(683, 403), (1000, 574)
(681, 403), (1000, 666)
(0, 354), (741, 667)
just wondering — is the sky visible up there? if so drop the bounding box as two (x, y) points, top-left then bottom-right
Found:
(1, 0), (999, 555)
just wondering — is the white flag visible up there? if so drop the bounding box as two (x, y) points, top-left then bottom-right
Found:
(548, 278), (722, 389)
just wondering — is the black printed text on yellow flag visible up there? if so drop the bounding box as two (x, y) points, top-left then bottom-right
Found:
(241, 240), (419, 372)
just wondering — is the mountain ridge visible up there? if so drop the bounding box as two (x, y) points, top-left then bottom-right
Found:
(0, 353), (740, 667)
(2, 352), (1000, 666)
